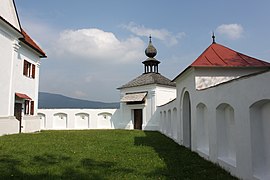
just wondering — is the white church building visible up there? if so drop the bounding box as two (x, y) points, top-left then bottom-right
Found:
(38, 36), (270, 179)
(158, 35), (270, 180)
(0, 0), (46, 136)
(2, 1), (270, 179)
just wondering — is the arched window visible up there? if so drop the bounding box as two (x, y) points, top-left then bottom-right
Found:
(159, 111), (163, 132)
(163, 111), (167, 134)
(196, 103), (209, 155)
(168, 110), (172, 137)
(216, 103), (236, 167)
(250, 100), (270, 179)
(172, 108), (178, 140)
(98, 112), (113, 129)
(38, 113), (46, 129)
(182, 91), (191, 148)
(53, 113), (67, 129)
(75, 113), (90, 129)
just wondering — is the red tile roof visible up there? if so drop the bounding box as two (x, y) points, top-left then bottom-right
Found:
(15, 92), (32, 100)
(20, 29), (46, 58)
(191, 43), (270, 67)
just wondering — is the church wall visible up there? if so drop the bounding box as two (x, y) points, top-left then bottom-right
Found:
(14, 44), (41, 115)
(119, 85), (160, 130)
(155, 86), (176, 106)
(0, 0), (21, 31)
(0, 24), (14, 116)
(194, 67), (268, 90)
(0, 2), (43, 136)
(37, 109), (120, 130)
(157, 69), (270, 179)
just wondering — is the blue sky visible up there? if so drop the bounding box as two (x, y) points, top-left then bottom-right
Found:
(15, 0), (270, 102)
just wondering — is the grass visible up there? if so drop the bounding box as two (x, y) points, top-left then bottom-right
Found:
(0, 130), (237, 179)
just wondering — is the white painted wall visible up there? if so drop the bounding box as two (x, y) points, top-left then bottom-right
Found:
(0, 2), (43, 136)
(195, 67), (268, 90)
(157, 68), (270, 180)
(119, 84), (176, 130)
(0, 25), (14, 116)
(38, 109), (120, 130)
(0, 116), (19, 136)
(0, 0), (21, 31)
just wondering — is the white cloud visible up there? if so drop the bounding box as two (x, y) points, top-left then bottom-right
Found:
(122, 22), (185, 46)
(216, 24), (244, 40)
(55, 28), (145, 64)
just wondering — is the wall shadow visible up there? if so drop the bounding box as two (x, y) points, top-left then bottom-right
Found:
(134, 131), (237, 179)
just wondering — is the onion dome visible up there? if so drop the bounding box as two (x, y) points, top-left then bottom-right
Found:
(142, 36), (160, 74)
(145, 35), (157, 58)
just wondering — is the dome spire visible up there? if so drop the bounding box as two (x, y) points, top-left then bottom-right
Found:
(143, 36), (160, 74)
(145, 35), (157, 58)
(212, 31), (216, 44)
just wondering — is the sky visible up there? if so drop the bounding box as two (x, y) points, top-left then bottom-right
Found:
(15, 0), (270, 102)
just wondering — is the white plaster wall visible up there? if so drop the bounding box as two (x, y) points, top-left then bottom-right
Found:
(14, 44), (40, 115)
(120, 85), (156, 130)
(22, 115), (40, 133)
(38, 109), (120, 130)
(155, 86), (176, 106)
(0, 25), (13, 115)
(0, 116), (19, 136)
(157, 68), (270, 180)
(119, 84), (176, 131)
(0, 1), (43, 136)
(75, 113), (90, 129)
(194, 67), (268, 90)
(0, 0), (21, 31)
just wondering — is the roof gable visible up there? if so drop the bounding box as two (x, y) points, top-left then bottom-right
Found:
(0, 0), (21, 31)
(20, 29), (46, 58)
(191, 43), (270, 67)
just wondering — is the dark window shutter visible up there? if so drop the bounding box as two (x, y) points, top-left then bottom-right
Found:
(30, 101), (34, 115)
(32, 64), (36, 79)
(23, 60), (28, 76)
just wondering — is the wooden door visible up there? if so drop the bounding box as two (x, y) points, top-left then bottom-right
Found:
(14, 103), (22, 133)
(134, 109), (142, 130)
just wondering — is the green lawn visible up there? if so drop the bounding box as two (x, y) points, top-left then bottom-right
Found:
(0, 130), (237, 179)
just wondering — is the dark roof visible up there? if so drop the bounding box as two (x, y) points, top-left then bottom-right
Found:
(191, 43), (270, 67)
(118, 72), (176, 89)
(20, 29), (47, 58)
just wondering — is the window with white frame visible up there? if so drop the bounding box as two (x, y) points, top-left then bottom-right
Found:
(23, 60), (35, 79)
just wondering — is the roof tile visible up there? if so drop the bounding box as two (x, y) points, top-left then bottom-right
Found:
(191, 43), (270, 67)
(20, 29), (46, 58)
(118, 73), (176, 89)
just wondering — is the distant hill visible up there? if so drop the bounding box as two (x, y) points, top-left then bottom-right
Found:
(38, 92), (120, 109)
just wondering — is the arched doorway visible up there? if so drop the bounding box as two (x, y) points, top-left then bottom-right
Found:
(196, 103), (209, 155)
(38, 113), (46, 129)
(216, 103), (236, 166)
(250, 100), (270, 179)
(183, 91), (191, 148)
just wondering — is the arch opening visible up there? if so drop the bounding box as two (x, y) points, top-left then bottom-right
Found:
(182, 91), (191, 148)
(250, 100), (270, 180)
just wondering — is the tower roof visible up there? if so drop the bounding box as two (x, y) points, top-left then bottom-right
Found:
(173, 41), (270, 81)
(118, 72), (176, 89)
(191, 43), (270, 67)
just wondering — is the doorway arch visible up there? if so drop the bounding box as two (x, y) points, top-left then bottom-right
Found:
(182, 91), (191, 148)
